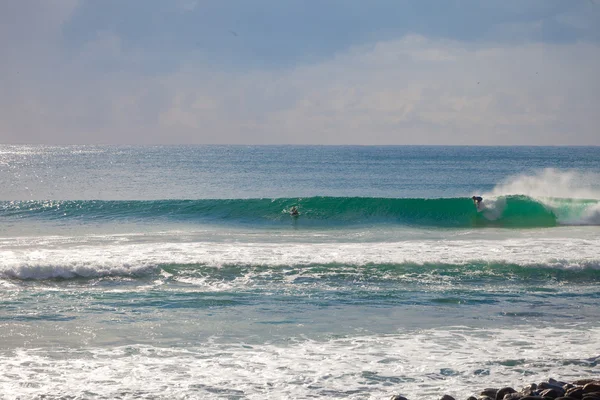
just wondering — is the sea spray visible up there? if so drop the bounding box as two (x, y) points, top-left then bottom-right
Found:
(486, 169), (600, 200)
(479, 169), (600, 225)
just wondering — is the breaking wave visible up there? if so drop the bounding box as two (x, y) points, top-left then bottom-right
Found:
(1, 195), (599, 228)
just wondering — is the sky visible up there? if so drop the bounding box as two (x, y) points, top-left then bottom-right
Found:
(0, 0), (599, 145)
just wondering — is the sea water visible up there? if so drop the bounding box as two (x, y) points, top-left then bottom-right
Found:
(0, 145), (599, 399)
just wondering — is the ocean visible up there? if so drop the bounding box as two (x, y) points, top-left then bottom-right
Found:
(0, 145), (599, 399)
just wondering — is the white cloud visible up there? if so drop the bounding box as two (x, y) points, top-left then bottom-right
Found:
(0, 0), (79, 69)
(152, 35), (600, 145)
(1, 12), (599, 146)
(178, 0), (199, 12)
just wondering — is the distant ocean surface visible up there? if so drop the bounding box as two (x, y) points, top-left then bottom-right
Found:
(1, 145), (599, 399)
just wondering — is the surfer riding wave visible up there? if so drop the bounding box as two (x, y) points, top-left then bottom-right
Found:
(472, 196), (483, 211)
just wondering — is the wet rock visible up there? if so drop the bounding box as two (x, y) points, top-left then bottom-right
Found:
(496, 387), (517, 400)
(549, 379), (569, 388)
(481, 389), (499, 398)
(539, 382), (566, 393)
(387, 377), (600, 400)
(566, 388), (585, 399)
(574, 380), (598, 386)
(584, 384), (600, 394)
(521, 384), (539, 396)
(540, 389), (562, 399)
(503, 392), (523, 400)
(518, 396), (546, 400)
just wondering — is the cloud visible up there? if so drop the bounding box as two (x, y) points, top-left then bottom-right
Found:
(178, 0), (199, 12)
(0, 0), (80, 140)
(0, 0), (79, 69)
(152, 36), (600, 145)
(0, 2), (599, 145)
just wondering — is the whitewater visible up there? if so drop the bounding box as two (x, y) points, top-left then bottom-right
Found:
(0, 145), (599, 399)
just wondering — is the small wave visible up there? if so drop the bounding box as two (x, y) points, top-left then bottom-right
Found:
(3, 256), (600, 283)
(0, 261), (156, 280)
(3, 233), (600, 281)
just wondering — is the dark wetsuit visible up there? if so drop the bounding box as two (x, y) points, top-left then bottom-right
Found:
(472, 196), (483, 203)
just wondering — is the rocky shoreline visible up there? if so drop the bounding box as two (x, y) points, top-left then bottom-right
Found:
(390, 378), (600, 400)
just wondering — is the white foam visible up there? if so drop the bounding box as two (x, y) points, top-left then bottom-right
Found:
(556, 201), (600, 226)
(478, 169), (600, 226)
(1, 326), (598, 399)
(1, 234), (600, 280)
(478, 197), (505, 221)
(581, 202), (600, 224)
(486, 169), (600, 200)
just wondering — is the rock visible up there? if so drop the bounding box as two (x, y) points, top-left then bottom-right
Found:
(574, 380), (597, 386)
(481, 389), (499, 398)
(540, 389), (562, 399)
(566, 388), (585, 399)
(520, 384), (538, 396)
(584, 384), (600, 394)
(539, 382), (566, 393)
(496, 387), (517, 400)
(518, 397), (546, 400)
(549, 379), (569, 388)
(387, 377), (599, 400)
(503, 393), (523, 400)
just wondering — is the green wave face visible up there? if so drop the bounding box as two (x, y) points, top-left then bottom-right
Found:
(1, 196), (598, 228)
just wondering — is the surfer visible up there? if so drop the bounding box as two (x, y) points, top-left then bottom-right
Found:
(472, 196), (483, 210)
(290, 206), (299, 216)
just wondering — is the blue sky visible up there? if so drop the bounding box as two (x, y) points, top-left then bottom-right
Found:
(1, 0), (599, 144)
